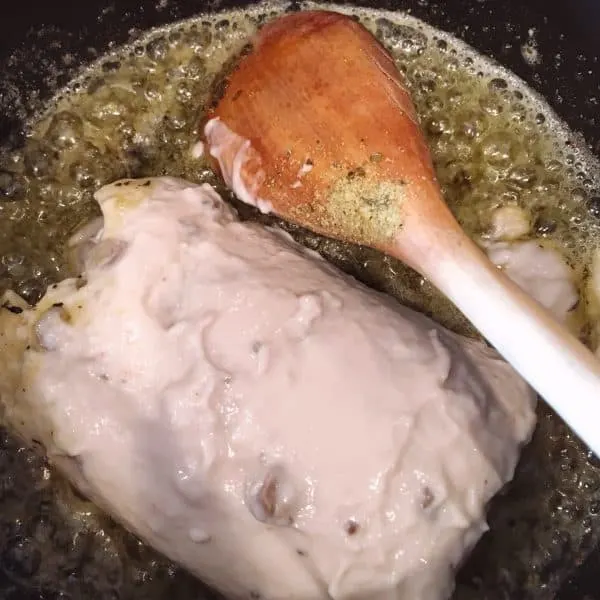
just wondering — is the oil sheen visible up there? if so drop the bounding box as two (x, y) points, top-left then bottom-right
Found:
(0, 2), (599, 599)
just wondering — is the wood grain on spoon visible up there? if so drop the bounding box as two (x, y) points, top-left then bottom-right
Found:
(207, 10), (459, 257)
(205, 10), (600, 456)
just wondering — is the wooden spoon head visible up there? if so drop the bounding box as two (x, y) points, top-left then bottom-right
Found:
(205, 10), (443, 250)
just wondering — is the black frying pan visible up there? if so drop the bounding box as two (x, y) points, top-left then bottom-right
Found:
(0, 1), (599, 598)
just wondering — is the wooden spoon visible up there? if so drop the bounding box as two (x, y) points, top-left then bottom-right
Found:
(203, 10), (600, 454)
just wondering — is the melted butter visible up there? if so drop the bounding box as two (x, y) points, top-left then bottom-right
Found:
(0, 2), (600, 599)
(3, 0), (597, 338)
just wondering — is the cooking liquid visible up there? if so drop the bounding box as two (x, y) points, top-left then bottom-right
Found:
(0, 2), (599, 598)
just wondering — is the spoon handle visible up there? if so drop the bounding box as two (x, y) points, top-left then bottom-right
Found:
(394, 220), (600, 456)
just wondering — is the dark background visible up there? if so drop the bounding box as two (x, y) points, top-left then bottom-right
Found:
(0, 0), (599, 598)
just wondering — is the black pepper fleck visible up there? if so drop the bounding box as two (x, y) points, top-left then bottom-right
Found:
(347, 166), (366, 180)
(142, 180), (151, 186)
(296, 549), (307, 557)
(421, 486), (435, 509)
(2, 302), (23, 314)
(52, 302), (64, 308)
(345, 519), (359, 536)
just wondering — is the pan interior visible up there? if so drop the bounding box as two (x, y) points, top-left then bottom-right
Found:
(0, 2), (600, 598)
